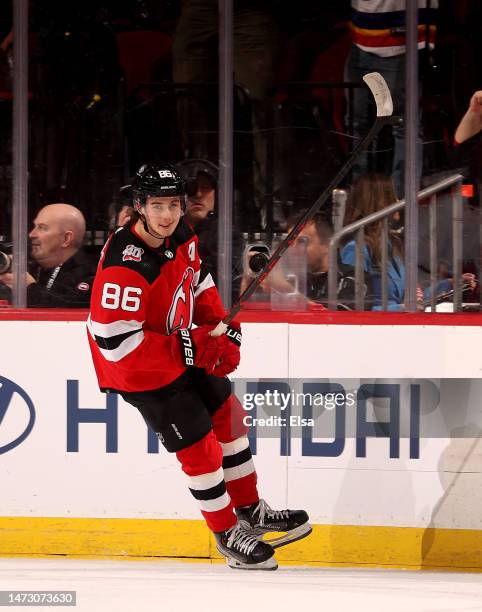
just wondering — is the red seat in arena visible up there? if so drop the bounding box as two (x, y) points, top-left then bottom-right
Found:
(116, 31), (172, 94)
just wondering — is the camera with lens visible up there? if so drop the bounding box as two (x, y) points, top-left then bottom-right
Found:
(248, 245), (271, 274)
(243, 242), (271, 278)
(0, 236), (12, 274)
(243, 231), (309, 277)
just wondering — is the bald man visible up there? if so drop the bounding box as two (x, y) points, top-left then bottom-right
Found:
(0, 203), (97, 307)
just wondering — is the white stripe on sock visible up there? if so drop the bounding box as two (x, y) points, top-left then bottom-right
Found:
(187, 467), (224, 491)
(219, 436), (249, 456)
(223, 458), (255, 483)
(198, 491), (231, 513)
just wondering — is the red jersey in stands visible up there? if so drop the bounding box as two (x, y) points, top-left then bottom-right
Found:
(87, 221), (226, 392)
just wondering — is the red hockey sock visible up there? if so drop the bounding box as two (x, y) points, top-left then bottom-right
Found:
(219, 436), (259, 508)
(176, 430), (237, 533)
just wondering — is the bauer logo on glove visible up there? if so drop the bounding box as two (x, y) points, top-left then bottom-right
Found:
(179, 329), (195, 366)
(176, 323), (242, 377)
(225, 325), (242, 347)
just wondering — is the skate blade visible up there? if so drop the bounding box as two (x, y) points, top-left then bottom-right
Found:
(227, 556), (278, 571)
(263, 522), (313, 549)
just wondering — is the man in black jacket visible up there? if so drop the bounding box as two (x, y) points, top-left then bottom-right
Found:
(239, 211), (365, 310)
(179, 159), (219, 281)
(177, 159), (243, 297)
(0, 203), (96, 307)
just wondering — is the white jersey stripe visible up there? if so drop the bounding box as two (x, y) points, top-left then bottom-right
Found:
(194, 273), (215, 299)
(356, 42), (428, 57)
(352, 0), (437, 12)
(87, 315), (144, 338)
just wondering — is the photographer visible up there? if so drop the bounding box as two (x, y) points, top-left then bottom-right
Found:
(240, 212), (362, 310)
(0, 203), (96, 308)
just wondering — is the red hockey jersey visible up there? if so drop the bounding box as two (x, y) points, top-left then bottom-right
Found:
(87, 221), (226, 392)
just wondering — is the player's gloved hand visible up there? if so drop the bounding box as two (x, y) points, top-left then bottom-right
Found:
(177, 326), (227, 373)
(212, 321), (242, 377)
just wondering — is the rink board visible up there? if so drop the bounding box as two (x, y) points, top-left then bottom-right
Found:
(1, 315), (482, 568)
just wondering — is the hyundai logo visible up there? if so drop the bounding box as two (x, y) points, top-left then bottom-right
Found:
(0, 376), (35, 454)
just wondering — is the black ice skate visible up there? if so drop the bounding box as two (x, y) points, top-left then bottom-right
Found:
(236, 499), (312, 549)
(214, 520), (277, 571)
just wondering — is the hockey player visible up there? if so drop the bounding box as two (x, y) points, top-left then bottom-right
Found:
(87, 163), (311, 570)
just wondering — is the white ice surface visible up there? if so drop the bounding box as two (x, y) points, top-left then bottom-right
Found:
(0, 558), (481, 612)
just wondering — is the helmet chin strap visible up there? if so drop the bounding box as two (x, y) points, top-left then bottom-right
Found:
(141, 213), (165, 241)
(135, 202), (165, 241)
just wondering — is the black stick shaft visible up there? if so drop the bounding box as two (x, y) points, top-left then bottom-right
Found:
(224, 114), (402, 325)
(223, 116), (402, 324)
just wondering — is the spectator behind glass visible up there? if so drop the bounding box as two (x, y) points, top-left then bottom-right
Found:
(454, 90), (482, 146)
(240, 212), (362, 310)
(340, 173), (405, 311)
(451, 90), (482, 182)
(172, 0), (280, 228)
(0, 203), (96, 307)
(177, 158), (242, 298)
(345, 0), (438, 197)
(109, 183), (136, 230)
(417, 90), (481, 307)
(183, 162), (217, 229)
(422, 259), (477, 307)
(284, 212), (362, 309)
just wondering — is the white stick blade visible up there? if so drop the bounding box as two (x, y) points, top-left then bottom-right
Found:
(363, 72), (393, 117)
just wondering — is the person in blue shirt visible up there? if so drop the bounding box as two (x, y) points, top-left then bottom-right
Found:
(340, 173), (405, 311)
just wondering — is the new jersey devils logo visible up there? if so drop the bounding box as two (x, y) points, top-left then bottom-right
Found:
(167, 267), (195, 333)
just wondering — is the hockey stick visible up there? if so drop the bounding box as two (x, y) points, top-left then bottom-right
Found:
(212, 72), (402, 336)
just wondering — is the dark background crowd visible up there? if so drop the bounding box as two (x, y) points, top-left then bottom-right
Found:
(1, 0), (482, 310)
(0, 0), (480, 235)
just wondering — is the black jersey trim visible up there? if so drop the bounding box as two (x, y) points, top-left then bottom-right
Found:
(94, 328), (143, 351)
(172, 220), (195, 247)
(101, 225), (164, 284)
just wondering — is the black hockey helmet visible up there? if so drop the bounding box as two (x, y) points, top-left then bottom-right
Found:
(176, 158), (218, 197)
(132, 163), (187, 206)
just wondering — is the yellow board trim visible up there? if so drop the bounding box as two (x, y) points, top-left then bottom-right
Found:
(1, 517), (482, 571)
